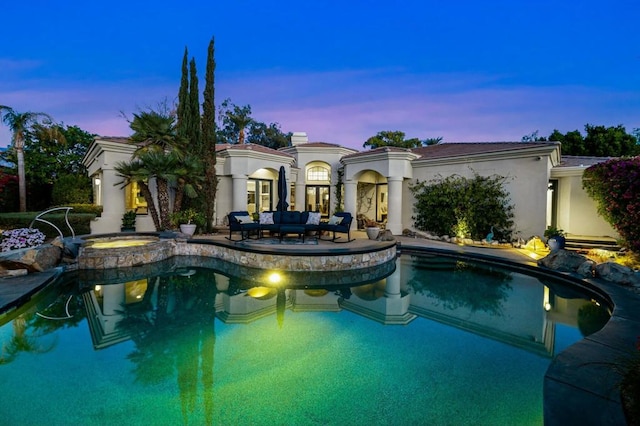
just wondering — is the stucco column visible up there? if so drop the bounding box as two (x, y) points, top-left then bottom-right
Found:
(231, 174), (248, 212)
(387, 176), (403, 235)
(101, 168), (123, 217)
(384, 271), (401, 299)
(344, 180), (357, 229)
(295, 174), (305, 212)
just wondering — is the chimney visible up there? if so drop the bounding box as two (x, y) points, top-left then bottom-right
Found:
(291, 132), (308, 146)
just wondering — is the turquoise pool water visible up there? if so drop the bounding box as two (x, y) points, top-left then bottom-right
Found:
(0, 253), (609, 425)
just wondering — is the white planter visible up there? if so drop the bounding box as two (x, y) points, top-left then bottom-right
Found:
(180, 224), (197, 236)
(366, 227), (380, 240)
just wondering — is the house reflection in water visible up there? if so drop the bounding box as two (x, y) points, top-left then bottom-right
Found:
(79, 254), (608, 423)
(82, 256), (607, 359)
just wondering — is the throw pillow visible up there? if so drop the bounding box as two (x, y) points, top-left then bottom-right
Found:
(328, 215), (343, 225)
(236, 215), (254, 224)
(259, 212), (274, 224)
(306, 212), (321, 225)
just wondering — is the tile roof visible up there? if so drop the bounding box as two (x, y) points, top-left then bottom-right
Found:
(342, 145), (410, 160)
(216, 143), (294, 158)
(98, 136), (132, 144)
(301, 142), (343, 148)
(556, 155), (614, 168)
(411, 142), (558, 159)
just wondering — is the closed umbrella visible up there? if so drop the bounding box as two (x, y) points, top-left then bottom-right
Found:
(276, 166), (289, 211)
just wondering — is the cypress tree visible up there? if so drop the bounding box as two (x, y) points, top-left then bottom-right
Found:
(176, 47), (189, 139)
(188, 58), (201, 151)
(202, 37), (217, 233)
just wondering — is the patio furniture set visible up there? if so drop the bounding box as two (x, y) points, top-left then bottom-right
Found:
(227, 211), (353, 243)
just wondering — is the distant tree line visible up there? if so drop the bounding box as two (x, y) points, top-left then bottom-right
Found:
(363, 130), (442, 149)
(522, 125), (640, 157)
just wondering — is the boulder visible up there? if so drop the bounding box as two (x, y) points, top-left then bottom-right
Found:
(595, 262), (640, 286)
(376, 229), (395, 242)
(576, 260), (596, 278)
(537, 250), (589, 272)
(0, 244), (62, 273)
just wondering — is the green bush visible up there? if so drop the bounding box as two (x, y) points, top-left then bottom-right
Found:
(52, 174), (92, 205)
(410, 173), (514, 241)
(63, 204), (103, 216)
(583, 157), (640, 253)
(0, 212), (96, 239)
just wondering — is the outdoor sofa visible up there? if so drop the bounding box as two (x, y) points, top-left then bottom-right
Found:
(227, 210), (353, 242)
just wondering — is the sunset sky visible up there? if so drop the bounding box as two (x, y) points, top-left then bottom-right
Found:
(2, 0), (639, 150)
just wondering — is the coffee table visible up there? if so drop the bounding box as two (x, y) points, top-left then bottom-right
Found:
(278, 225), (305, 242)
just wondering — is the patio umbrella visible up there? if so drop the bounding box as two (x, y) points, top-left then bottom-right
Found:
(276, 166), (289, 211)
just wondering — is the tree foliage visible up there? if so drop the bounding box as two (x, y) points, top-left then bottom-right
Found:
(201, 37), (217, 233)
(188, 58), (201, 150)
(582, 157), (640, 253)
(410, 173), (514, 241)
(217, 98), (253, 144)
(176, 47), (190, 140)
(543, 124), (639, 156)
(21, 124), (94, 184)
(246, 121), (292, 149)
(363, 130), (442, 149)
(52, 173), (92, 205)
(120, 107), (196, 230)
(0, 106), (53, 211)
(0, 169), (18, 211)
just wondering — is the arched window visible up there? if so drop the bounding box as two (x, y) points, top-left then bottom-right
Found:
(307, 166), (329, 181)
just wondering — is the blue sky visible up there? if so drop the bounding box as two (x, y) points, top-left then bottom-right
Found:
(1, 0), (638, 150)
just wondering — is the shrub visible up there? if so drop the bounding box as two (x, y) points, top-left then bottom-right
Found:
(52, 174), (92, 205)
(0, 212), (96, 239)
(583, 157), (640, 253)
(0, 169), (18, 212)
(0, 228), (46, 252)
(410, 173), (514, 241)
(170, 208), (205, 229)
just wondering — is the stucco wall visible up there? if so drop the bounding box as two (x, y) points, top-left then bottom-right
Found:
(555, 174), (617, 238)
(406, 155), (550, 239)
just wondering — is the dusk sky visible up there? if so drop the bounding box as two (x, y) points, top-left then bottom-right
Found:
(2, 1), (639, 150)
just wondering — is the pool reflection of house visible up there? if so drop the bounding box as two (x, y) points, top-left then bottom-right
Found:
(82, 132), (618, 243)
(82, 262), (600, 358)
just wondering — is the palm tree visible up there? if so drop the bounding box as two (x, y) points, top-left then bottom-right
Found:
(129, 110), (186, 158)
(0, 106), (53, 211)
(136, 151), (179, 230)
(114, 159), (162, 230)
(219, 99), (253, 144)
(126, 108), (191, 230)
(172, 153), (204, 214)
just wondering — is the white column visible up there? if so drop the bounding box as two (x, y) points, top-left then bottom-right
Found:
(384, 271), (401, 299)
(386, 176), (403, 235)
(344, 180), (357, 230)
(231, 174), (247, 211)
(295, 174), (305, 212)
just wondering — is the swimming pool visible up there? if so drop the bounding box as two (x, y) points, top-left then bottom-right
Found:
(0, 252), (610, 425)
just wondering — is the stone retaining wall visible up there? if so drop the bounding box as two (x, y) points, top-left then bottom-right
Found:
(174, 242), (397, 271)
(78, 238), (397, 272)
(78, 239), (173, 269)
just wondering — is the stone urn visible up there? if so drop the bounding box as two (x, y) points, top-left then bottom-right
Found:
(547, 236), (566, 252)
(366, 227), (380, 240)
(180, 224), (197, 237)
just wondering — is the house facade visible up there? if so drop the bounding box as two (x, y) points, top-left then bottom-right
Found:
(82, 132), (618, 240)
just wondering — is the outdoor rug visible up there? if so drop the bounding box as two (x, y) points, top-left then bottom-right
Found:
(240, 237), (318, 246)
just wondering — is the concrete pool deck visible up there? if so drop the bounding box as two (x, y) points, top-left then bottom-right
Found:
(1, 230), (638, 424)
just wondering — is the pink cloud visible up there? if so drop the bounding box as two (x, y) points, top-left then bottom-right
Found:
(2, 69), (639, 150)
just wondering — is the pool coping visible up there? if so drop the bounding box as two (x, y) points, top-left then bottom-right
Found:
(1, 233), (638, 424)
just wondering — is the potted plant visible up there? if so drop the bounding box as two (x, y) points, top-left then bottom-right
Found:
(364, 218), (380, 240)
(121, 210), (137, 232)
(544, 226), (566, 251)
(172, 208), (203, 237)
